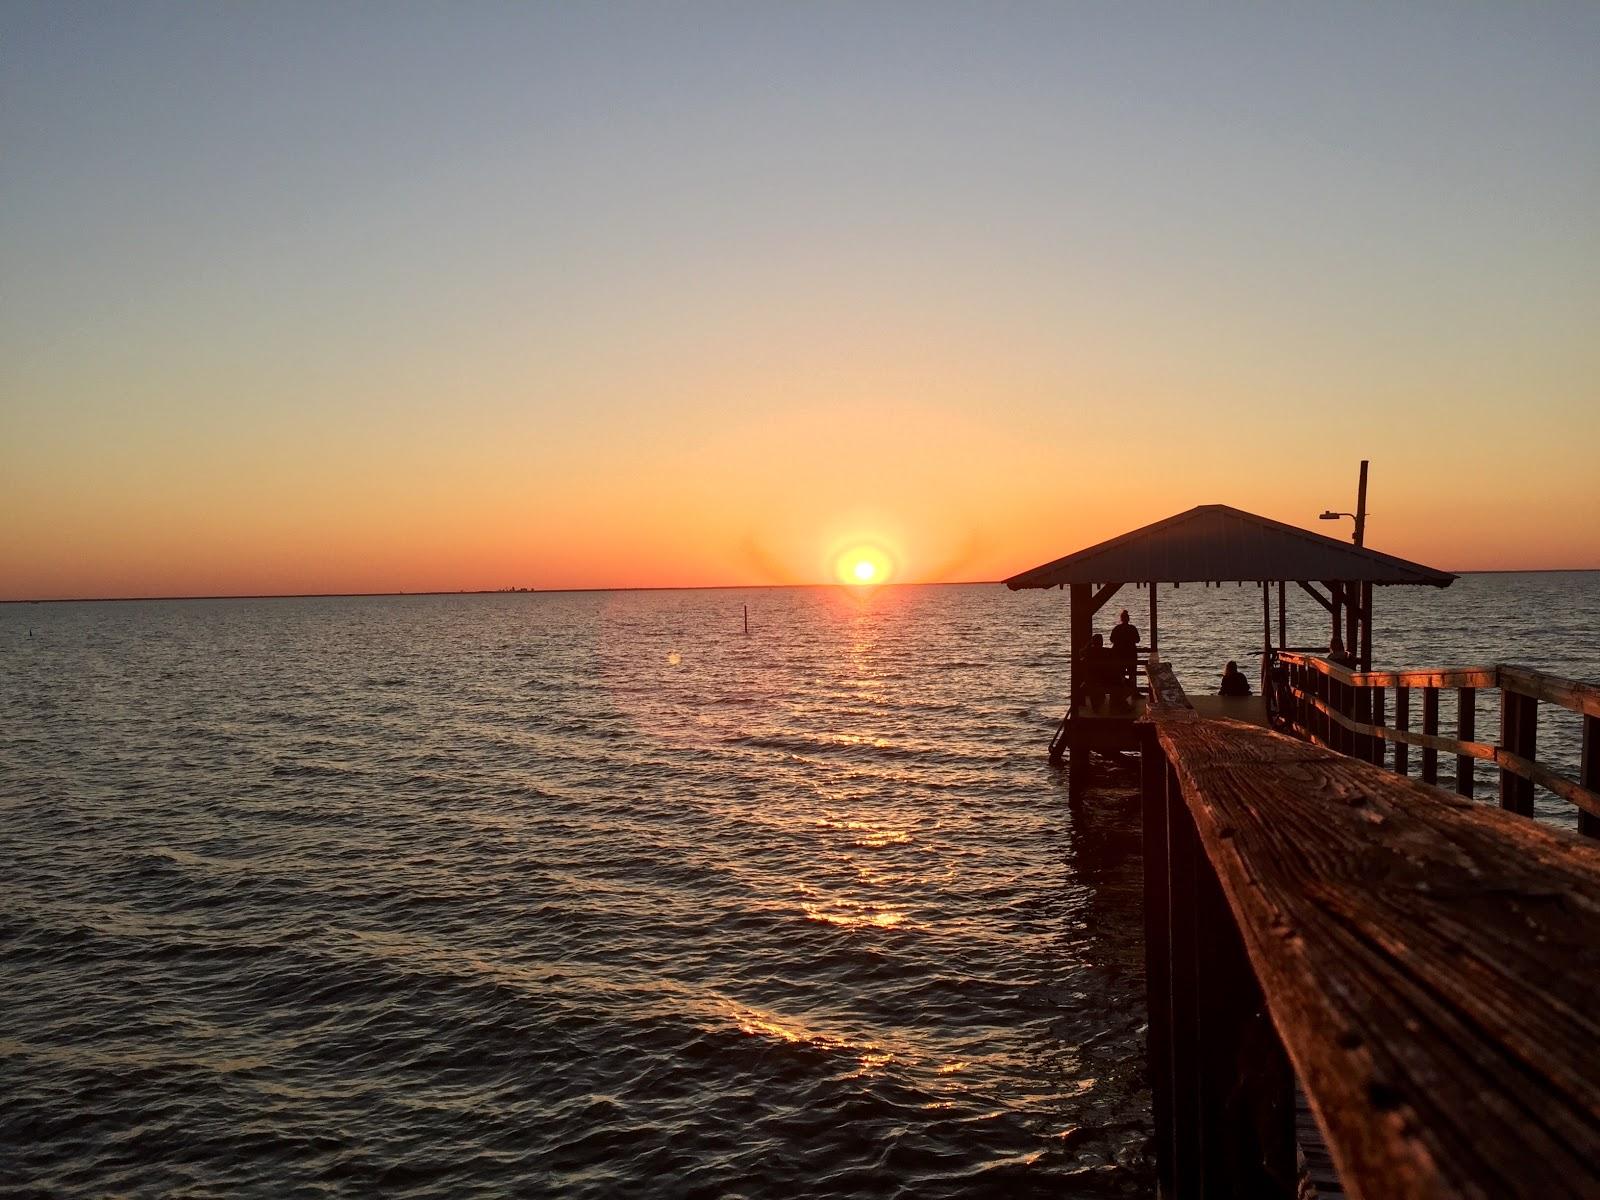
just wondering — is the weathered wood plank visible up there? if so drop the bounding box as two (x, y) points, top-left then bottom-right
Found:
(1501, 665), (1600, 720)
(1298, 1085), (1347, 1198)
(1584, 716), (1600, 840)
(1153, 716), (1600, 1200)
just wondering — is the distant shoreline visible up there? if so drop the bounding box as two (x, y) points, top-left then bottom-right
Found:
(2, 568), (1597, 606)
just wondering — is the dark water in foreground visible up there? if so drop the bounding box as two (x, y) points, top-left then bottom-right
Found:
(2, 574), (1596, 1197)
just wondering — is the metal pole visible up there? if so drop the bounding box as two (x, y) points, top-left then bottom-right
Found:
(1354, 460), (1369, 547)
(1262, 582), (1273, 697)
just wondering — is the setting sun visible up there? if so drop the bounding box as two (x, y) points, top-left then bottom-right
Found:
(835, 543), (894, 586)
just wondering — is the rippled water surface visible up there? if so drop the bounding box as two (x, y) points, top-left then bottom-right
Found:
(3, 574), (1596, 1197)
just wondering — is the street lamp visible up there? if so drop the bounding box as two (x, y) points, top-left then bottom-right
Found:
(1320, 462), (1369, 547)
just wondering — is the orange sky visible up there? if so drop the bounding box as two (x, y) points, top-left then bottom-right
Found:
(3, 6), (1598, 599)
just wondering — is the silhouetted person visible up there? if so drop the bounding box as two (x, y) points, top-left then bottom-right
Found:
(1109, 609), (1140, 690)
(1219, 660), (1252, 697)
(1078, 633), (1113, 713)
(1327, 634), (1357, 668)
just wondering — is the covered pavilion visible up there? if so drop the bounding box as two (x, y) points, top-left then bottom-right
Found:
(1004, 504), (1455, 775)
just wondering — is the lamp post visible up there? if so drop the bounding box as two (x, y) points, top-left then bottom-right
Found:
(1319, 460), (1372, 670)
(1319, 460), (1369, 547)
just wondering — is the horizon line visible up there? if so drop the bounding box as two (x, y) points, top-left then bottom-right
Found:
(3, 566), (1598, 606)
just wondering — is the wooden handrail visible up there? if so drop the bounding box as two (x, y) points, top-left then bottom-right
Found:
(1138, 711), (1600, 1199)
(1500, 664), (1600, 718)
(1276, 651), (1499, 691)
(1273, 653), (1600, 831)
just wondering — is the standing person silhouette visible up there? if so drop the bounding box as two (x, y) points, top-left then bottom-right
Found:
(1109, 609), (1141, 692)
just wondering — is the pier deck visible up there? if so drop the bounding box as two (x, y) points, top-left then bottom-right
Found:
(1140, 700), (1600, 1199)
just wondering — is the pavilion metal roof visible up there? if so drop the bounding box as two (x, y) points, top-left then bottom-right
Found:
(1004, 504), (1456, 590)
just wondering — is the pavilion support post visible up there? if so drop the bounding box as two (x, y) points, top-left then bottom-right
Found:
(1360, 582), (1374, 671)
(1260, 583), (1271, 695)
(1066, 583), (1092, 788)
(1149, 583), (1159, 658)
(1329, 582), (1343, 651)
(1345, 581), (1359, 661)
(1276, 581), (1286, 651)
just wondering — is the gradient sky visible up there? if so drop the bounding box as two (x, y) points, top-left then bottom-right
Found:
(4, 2), (1597, 598)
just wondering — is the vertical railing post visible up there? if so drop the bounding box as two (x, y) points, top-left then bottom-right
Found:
(1167, 764), (1203, 1191)
(1321, 667), (1333, 748)
(1393, 686), (1410, 776)
(1194, 828), (1297, 1198)
(1337, 674), (1354, 757)
(1498, 686), (1537, 816)
(1295, 662), (1307, 736)
(1421, 687), (1439, 785)
(1140, 724), (1176, 1198)
(1371, 683), (1387, 766)
(1581, 715), (1600, 840)
(1456, 687), (1476, 798)
(1353, 680), (1372, 763)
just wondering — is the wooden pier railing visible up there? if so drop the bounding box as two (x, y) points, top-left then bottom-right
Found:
(1274, 652), (1600, 838)
(1138, 661), (1600, 1199)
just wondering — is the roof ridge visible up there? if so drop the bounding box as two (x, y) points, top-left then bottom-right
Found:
(1004, 503), (1456, 590)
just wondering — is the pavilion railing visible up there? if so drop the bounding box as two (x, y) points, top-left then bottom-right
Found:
(1274, 652), (1600, 838)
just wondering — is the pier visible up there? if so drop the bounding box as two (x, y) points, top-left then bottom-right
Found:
(1007, 505), (1600, 1199)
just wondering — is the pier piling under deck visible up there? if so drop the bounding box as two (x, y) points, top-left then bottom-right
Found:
(1137, 692), (1600, 1200)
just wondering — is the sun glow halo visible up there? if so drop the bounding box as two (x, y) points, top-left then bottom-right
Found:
(835, 543), (893, 586)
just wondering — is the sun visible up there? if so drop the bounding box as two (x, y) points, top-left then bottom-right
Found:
(835, 543), (893, 586)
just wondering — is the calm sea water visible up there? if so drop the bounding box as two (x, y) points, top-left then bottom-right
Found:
(3, 573), (1596, 1198)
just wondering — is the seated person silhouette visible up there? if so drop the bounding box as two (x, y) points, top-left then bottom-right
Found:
(1327, 634), (1357, 668)
(1218, 660), (1252, 697)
